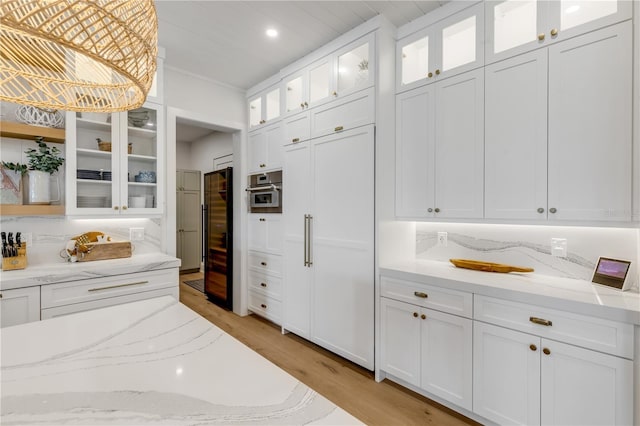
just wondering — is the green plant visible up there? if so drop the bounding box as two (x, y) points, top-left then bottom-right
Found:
(24, 137), (64, 174)
(1, 161), (28, 175)
(358, 59), (369, 71)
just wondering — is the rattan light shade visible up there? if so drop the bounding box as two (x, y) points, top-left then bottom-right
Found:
(0, 0), (158, 112)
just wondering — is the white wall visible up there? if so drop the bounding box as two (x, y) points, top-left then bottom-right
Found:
(175, 142), (192, 170)
(189, 132), (233, 177)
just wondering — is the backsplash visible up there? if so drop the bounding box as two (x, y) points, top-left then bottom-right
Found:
(414, 222), (639, 283)
(0, 216), (162, 265)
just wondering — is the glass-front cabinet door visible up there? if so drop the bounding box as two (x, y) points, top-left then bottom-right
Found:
(308, 58), (332, 106)
(399, 31), (431, 88)
(335, 34), (374, 97)
(66, 102), (163, 215)
(285, 73), (305, 114)
(249, 97), (262, 128)
(486, 0), (631, 64)
(249, 86), (281, 128)
(265, 88), (281, 122)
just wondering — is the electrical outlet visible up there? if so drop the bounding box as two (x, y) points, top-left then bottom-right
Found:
(437, 231), (448, 247)
(129, 227), (145, 241)
(551, 238), (567, 258)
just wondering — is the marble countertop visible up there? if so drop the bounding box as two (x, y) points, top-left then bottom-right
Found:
(381, 259), (640, 325)
(0, 296), (362, 425)
(0, 253), (181, 291)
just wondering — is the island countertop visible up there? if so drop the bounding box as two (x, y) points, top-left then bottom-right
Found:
(380, 259), (640, 325)
(0, 253), (181, 291)
(0, 296), (361, 425)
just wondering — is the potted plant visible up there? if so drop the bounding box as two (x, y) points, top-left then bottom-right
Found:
(23, 137), (64, 204)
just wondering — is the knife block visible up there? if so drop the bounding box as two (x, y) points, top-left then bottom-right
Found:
(2, 243), (27, 271)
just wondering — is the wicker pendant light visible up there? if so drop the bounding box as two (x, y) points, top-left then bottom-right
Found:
(0, 0), (158, 112)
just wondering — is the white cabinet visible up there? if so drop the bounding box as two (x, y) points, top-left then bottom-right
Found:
(474, 321), (633, 426)
(40, 268), (179, 319)
(249, 85), (281, 129)
(486, 21), (632, 221)
(283, 125), (374, 369)
(0, 286), (40, 328)
(380, 297), (473, 410)
(485, 0), (632, 64)
(310, 87), (375, 138)
(284, 34), (374, 115)
(248, 214), (282, 254)
(396, 68), (484, 219)
(247, 251), (283, 325)
(66, 102), (164, 215)
(177, 170), (201, 272)
(397, 2), (484, 92)
(248, 122), (283, 173)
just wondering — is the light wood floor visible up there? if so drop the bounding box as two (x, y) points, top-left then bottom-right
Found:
(179, 272), (479, 426)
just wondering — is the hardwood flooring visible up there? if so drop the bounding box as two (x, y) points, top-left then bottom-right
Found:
(179, 272), (478, 426)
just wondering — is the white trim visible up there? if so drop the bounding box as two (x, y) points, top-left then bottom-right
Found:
(396, 0), (481, 40)
(246, 74), (282, 99)
(164, 65), (245, 93)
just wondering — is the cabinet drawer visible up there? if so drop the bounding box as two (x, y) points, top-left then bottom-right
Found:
(41, 268), (179, 309)
(381, 276), (473, 318)
(248, 290), (282, 324)
(474, 295), (634, 358)
(248, 251), (282, 277)
(0, 286), (40, 328)
(248, 270), (282, 300)
(283, 111), (310, 145)
(311, 87), (374, 138)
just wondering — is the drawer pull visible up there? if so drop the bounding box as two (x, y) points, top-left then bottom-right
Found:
(414, 291), (428, 299)
(260, 282), (267, 287)
(261, 303), (267, 309)
(260, 262), (267, 266)
(292, 138), (300, 143)
(88, 280), (149, 292)
(334, 126), (344, 132)
(530, 317), (552, 327)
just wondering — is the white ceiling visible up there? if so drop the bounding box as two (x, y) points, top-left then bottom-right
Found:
(156, 1), (448, 91)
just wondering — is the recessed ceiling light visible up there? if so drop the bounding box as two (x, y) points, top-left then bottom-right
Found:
(266, 28), (278, 38)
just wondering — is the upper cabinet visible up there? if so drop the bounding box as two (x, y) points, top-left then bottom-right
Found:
(485, 0), (632, 64)
(283, 33), (375, 115)
(397, 2), (484, 93)
(249, 85), (282, 129)
(65, 102), (164, 216)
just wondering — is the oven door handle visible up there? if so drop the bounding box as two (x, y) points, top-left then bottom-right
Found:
(245, 184), (280, 192)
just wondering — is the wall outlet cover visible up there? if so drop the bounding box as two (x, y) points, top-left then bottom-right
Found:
(551, 238), (567, 258)
(129, 227), (145, 241)
(437, 231), (448, 247)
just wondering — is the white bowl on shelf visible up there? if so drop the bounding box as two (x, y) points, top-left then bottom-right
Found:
(128, 196), (146, 208)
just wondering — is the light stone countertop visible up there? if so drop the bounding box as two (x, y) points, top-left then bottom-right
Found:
(380, 259), (640, 325)
(0, 253), (181, 291)
(0, 296), (362, 425)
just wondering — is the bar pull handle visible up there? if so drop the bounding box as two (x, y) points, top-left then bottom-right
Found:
(292, 138), (300, 143)
(88, 281), (149, 292)
(414, 291), (428, 299)
(304, 214), (308, 266)
(334, 126), (344, 132)
(530, 317), (552, 326)
(307, 215), (313, 266)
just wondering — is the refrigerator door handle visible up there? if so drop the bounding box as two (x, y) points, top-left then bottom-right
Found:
(307, 215), (313, 267)
(303, 214), (308, 267)
(202, 204), (207, 262)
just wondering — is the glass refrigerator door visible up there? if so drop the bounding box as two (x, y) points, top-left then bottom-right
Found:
(205, 170), (230, 304)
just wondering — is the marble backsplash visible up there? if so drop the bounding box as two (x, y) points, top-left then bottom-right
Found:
(414, 222), (639, 284)
(0, 216), (162, 265)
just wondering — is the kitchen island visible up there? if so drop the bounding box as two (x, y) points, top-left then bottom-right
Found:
(0, 296), (362, 425)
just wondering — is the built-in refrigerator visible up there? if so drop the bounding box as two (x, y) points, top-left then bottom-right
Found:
(203, 168), (232, 309)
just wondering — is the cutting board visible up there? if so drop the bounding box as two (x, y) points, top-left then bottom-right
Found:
(77, 241), (132, 262)
(450, 258), (534, 273)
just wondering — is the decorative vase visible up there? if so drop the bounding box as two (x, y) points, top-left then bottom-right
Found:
(26, 170), (59, 205)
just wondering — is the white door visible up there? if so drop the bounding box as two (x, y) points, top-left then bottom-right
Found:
(311, 126), (374, 370)
(540, 339), (633, 426)
(282, 141), (311, 338)
(380, 298), (421, 386)
(248, 129), (267, 173)
(248, 214), (282, 254)
(395, 85), (435, 218)
(485, 49), (548, 220)
(0, 286), (40, 327)
(473, 322), (540, 425)
(547, 22), (632, 221)
(434, 68), (484, 219)
(265, 123), (284, 171)
(420, 309), (472, 411)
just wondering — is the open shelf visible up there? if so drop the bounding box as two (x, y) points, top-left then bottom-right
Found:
(0, 204), (65, 216)
(0, 121), (65, 143)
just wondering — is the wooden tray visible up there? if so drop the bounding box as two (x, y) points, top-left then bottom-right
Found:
(450, 258), (534, 273)
(77, 241), (132, 262)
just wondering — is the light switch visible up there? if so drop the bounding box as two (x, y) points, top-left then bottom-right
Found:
(551, 238), (567, 258)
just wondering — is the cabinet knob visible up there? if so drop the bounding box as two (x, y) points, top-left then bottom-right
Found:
(414, 291), (428, 299)
(435, 69), (440, 75)
(261, 303), (267, 309)
(420, 314), (426, 320)
(0, 292), (3, 298)
(538, 33), (546, 41)
(332, 91), (337, 97)
(304, 102), (308, 107)
(261, 261), (267, 266)
(113, 206), (119, 210)
(550, 28), (558, 37)
(122, 206), (128, 210)
(537, 207), (544, 213)
(260, 163), (266, 168)
(259, 218), (266, 222)
(413, 312), (418, 318)
(300, 103), (305, 108)
(549, 207), (557, 214)
(543, 348), (551, 355)
(427, 208), (433, 213)
(260, 282), (267, 287)
(530, 344), (537, 351)
(428, 72), (433, 78)
(434, 208), (440, 213)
